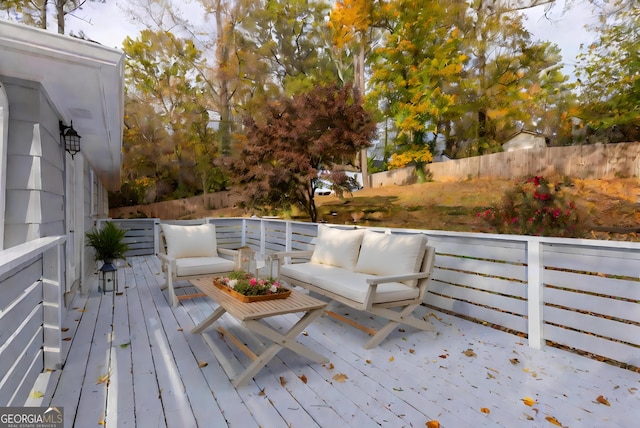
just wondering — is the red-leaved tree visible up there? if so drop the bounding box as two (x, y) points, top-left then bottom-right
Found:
(232, 83), (376, 222)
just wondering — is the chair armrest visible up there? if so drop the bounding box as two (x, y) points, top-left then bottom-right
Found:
(365, 271), (431, 286)
(273, 251), (314, 271)
(218, 248), (237, 257)
(157, 252), (174, 264)
(218, 247), (240, 269)
(272, 250), (314, 261)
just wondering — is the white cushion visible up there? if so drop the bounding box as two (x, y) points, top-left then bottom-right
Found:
(310, 225), (364, 270)
(316, 271), (419, 304)
(355, 232), (427, 287)
(161, 223), (218, 258)
(175, 257), (235, 277)
(280, 262), (344, 284)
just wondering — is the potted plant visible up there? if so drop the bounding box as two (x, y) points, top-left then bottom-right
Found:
(85, 221), (129, 263)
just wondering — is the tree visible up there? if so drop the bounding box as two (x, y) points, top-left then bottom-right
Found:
(575, 0), (640, 138)
(123, 29), (215, 200)
(367, 0), (464, 166)
(232, 83), (376, 222)
(0, 1), (101, 34)
(328, 0), (392, 187)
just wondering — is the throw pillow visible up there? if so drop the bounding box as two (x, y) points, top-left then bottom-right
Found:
(355, 231), (427, 286)
(310, 225), (364, 270)
(161, 223), (218, 258)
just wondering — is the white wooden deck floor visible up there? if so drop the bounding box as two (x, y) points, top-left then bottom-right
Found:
(30, 255), (640, 428)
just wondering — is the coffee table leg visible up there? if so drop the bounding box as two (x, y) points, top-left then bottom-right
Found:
(192, 306), (227, 334)
(232, 308), (328, 387)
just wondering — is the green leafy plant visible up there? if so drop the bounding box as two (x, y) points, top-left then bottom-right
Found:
(85, 222), (129, 261)
(219, 270), (288, 296)
(478, 175), (583, 237)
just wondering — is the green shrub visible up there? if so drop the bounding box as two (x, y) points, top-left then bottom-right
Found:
(478, 175), (583, 237)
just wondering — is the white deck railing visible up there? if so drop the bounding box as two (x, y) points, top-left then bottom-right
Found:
(3, 218), (637, 406)
(0, 236), (65, 406)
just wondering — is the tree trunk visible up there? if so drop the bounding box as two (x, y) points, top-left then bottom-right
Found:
(216, 0), (232, 156)
(355, 36), (369, 188)
(55, 0), (65, 34)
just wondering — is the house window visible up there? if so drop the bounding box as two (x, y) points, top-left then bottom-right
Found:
(0, 82), (8, 250)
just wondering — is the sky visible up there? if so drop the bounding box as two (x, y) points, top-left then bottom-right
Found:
(68, 0), (598, 79)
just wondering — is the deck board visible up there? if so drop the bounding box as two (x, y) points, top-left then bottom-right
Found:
(31, 255), (640, 427)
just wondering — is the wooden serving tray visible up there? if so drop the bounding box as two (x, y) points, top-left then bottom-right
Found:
(212, 279), (291, 303)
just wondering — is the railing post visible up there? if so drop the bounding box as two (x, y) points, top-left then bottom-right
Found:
(260, 219), (266, 254)
(154, 218), (161, 255)
(527, 238), (544, 349)
(241, 219), (247, 247)
(285, 221), (292, 252)
(42, 241), (63, 369)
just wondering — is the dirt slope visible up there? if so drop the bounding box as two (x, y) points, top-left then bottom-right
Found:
(201, 178), (640, 241)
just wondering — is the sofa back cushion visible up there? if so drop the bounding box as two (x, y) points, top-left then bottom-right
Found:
(355, 231), (427, 287)
(161, 223), (218, 258)
(310, 225), (364, 270)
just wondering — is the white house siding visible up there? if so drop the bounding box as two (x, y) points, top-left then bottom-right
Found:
(2, 77), (65, 248)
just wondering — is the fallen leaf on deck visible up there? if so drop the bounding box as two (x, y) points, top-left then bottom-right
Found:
(480, 407), (490, 414)
(521, 397), (536, 406)
(30, 391), (44, 399)
(327, 363), (335, 370)
(409, 349), (415, 354)
(439, 354), (448, 359)
(299, 374), (308, 383)
(120, 342), (131, 349)
(487, 372), (495, 379)
(98, 420), (105, 425)
(427, 312), (443, 321)
(333, 373), (348, 383)
(389, 356), (395, 362)
(629, 387), (637, 394)
(61, 327), (69, 332)
(463, 349), (477, 358)
(365, 359), (372, 364)
(198, 361), (208, 368)
(96, 372), (110, 385)
(510, 358), (520, 365)
(76, 308), (86, 313)
(280, 376), (286, 386)
(545, 415), (563, 426)
(177, 327), (183, 332)
(63, 337), (71, 341)
(258, 388), (266, 396)
(426, 420), (440, 428)
(596, 395), (610, 406)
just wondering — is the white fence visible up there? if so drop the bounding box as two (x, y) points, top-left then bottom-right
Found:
(0, 237), (65, 406)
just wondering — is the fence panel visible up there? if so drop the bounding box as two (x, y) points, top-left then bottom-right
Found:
(0, 237), (64, 406)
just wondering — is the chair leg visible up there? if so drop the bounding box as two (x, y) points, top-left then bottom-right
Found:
(364, 304), (435, 349)
(167, 275), (178, 307)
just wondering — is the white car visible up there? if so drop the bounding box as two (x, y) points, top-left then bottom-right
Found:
(314, 179), (334, 196)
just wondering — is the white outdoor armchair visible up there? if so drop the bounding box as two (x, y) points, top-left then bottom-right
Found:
(157, 223), (239, 307)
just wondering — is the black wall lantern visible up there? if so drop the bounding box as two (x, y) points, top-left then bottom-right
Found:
(59, 120), (81, 158)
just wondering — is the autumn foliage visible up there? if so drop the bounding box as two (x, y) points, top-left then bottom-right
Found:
(232, 84), (376, 222)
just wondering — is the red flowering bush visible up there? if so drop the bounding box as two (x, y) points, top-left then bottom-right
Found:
(478, 175), (583, 237)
